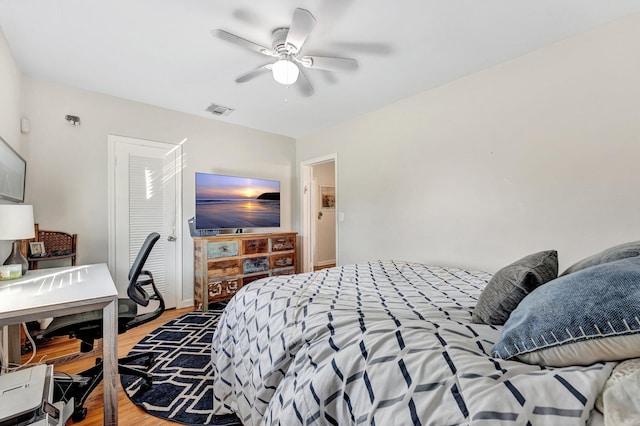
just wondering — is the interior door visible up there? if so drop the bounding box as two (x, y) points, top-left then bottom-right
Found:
(109, 136), (181, 309)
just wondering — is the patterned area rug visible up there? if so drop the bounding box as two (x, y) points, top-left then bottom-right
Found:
(121, 308), (241, 425)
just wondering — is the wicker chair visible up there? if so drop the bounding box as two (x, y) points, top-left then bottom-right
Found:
(20, 223), (77, 270)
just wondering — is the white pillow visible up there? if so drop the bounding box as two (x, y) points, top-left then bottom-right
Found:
(596, 358), (640, 413)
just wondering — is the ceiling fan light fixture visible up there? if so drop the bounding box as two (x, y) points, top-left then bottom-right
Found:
(272, 59), (299, 85)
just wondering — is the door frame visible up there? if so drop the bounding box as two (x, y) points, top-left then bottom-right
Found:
(300, 153), (338, 273)
(107, 134), (184, 306)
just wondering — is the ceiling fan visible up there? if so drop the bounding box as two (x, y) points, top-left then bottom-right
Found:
(213, 8), (358, 96)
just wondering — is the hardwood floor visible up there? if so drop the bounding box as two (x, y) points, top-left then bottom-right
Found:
(314, 263), (336, 271)
(21, 306), (195, 425)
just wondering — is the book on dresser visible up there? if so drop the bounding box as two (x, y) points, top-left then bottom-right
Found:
(193, 232), (297, 311)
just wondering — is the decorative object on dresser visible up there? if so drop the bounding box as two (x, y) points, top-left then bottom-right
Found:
(0, 204), (35, 277)
(19, 223), (77, 269)
(193, 232), (297, 311)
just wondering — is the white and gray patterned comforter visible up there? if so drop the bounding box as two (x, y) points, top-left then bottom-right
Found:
(211, 261), (614, 425)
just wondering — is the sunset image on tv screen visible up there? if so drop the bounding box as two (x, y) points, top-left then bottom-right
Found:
(195, 173), (280, 229)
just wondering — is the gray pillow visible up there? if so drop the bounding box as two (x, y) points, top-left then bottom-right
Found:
(471, 250), (558, 325)
(560, 240), (640, 276)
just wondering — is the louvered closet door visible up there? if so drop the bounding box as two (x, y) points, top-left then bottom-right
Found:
(112, 137), (181, 310)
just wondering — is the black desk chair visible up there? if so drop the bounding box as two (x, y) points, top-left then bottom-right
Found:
(47, 232), (165, 421)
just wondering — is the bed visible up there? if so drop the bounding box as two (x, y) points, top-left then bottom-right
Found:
(211, 247), (640, 425)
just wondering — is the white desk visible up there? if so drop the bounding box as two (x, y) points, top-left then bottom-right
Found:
(0, 264), (119, 425)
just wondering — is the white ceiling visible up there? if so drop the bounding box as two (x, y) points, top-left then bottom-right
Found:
(1, 1), (639, 138)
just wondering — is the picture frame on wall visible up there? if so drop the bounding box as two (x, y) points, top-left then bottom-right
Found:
(320, 186), (335, 209)
(0, 135), (26, 203)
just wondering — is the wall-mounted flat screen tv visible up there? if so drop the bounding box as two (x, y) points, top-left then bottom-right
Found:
(195, 172), (280, 230)
(0, 135), (26, 203)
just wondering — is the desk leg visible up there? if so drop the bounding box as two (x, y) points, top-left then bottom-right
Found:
(102, 299), (118, 425)
(6, 324), (21, 366)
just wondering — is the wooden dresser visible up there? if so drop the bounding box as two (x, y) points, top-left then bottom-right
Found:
(193, 232), (297, 311)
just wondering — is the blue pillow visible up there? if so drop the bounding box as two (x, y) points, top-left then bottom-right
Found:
(492, 256), (640, 367)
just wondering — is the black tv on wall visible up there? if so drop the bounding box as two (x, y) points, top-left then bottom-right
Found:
(195, 172), (280, 230)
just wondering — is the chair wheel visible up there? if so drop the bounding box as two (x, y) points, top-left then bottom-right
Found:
(140, 380), (152, 391)
(72, 408), (88, 422)
(145, 355), (155, 367)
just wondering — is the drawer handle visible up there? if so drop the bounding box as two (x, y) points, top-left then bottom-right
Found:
(227, 280), (239, 292)
(208, 282), (223, 296)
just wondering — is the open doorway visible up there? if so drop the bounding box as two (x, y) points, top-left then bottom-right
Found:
(300, 154), (338, 273)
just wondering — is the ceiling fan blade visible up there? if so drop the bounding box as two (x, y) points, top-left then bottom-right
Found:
(235, 63), (273, 83)
(213, 29), (276, 57)
(285, 8), (316, 53)
(300, 55), (358, 72)
(296, 70), (314, 97)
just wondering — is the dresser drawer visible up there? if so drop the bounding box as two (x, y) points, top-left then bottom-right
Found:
(270, 253), (294, 269)
(243, 257), (269, 274)
(271, 236), (295, 252)
(208, 278), (241, 303)
(243, 273), (269, 286)
(208, 259), (242, 277)
(207, 241), (239, 258)
(243, 238), (268, 254)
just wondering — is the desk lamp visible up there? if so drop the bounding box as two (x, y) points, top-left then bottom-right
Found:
(0, 204), (35, 276)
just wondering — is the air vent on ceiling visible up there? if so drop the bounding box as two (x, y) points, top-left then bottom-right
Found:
(206, 103), (234, 116)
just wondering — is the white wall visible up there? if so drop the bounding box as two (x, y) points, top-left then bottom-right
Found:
(0, 30), (21, 150)
(0, 29), (23, 260)
(297, 13), (640, 274)
(20, 77), (295, 304)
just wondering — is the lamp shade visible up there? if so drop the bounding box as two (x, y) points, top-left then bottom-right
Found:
(272, 59), (299, 85)
(0, 204), (35, 240)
